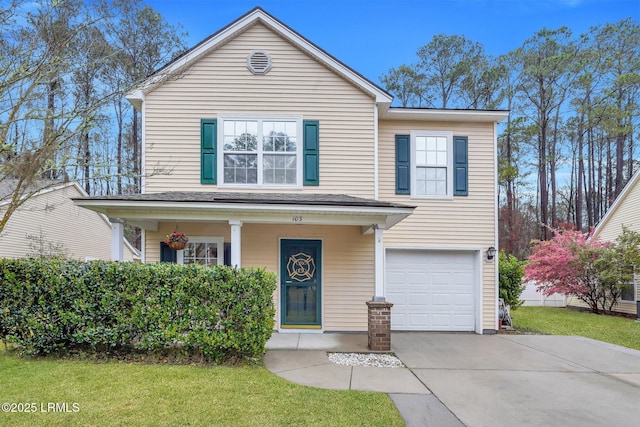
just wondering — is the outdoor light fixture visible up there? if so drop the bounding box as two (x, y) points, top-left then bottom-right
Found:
(487, 246), (497, 261)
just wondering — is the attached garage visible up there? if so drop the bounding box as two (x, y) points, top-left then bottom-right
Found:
(385, 249), (478, 331)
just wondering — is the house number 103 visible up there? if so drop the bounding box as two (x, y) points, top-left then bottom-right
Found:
(292, 216), (303, 222)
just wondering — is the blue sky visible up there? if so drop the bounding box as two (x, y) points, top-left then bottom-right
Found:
(146, 0), (639, 84)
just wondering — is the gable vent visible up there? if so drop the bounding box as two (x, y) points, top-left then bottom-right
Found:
(247, 50), (272, 75)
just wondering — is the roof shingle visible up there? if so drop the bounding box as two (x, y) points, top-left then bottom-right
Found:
(75, 192), (414, 209)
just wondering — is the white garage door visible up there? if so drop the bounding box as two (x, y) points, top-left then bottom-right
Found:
(386, 250), (477, 331)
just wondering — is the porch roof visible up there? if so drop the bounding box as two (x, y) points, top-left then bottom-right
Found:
(73, 192), (415, 232)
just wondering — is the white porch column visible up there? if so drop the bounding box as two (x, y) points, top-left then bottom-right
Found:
(373, 225), (385, 301)
(110, 218), (124, 261)
(229, 220), (243, 267)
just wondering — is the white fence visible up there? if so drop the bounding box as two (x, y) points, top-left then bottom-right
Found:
(520, 281), (567, 307)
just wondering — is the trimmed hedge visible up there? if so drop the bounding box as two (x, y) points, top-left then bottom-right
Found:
(0, 258), (276, 362)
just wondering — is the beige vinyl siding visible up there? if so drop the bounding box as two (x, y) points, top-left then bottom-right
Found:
(0, 185), (136, 261)
(146, 223), (373, 331)
(593, 179), (640, 242)
(145, 222), (232, 264)
(143, 22), (376, 197)
(567, 297), (638, 316)
(586, 177), (640, 315)
(567, 180), (640, 315)
(378, 120), (498, 331)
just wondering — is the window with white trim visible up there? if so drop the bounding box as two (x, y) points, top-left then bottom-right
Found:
(620, 280), (636, 302)
(219, 117), (301, 187)
(411, 131), (453, 198)
(617, 267), (637, 302)
(177, 237), (224, 266)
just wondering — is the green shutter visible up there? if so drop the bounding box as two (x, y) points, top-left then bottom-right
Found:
(201, 119), (217, 184)
(303, 120), (319, 186)
(160, 242), (177, 263)
(395, 134), (410, 194)
(453, 135), (468, 196)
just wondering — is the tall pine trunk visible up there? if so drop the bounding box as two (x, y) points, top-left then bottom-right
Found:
(538, 76), (549, 240)
(576, 114), (584, 231)
(615, 129), (625, 197)
(587, 127), (596, 228)
(550, 106), (562, 229)
(539, 123), (548, 240)
(115, 99), (123, 195)
(83, 131), (90, 194)
(505, 114), (515, 254)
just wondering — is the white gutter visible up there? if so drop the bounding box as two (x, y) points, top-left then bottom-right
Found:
(381, 108), (509, 123)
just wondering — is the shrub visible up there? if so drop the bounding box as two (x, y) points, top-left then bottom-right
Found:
(0, 259), (276, 362)
(498, 250), (526, 310)
(525, 227), (640, 314)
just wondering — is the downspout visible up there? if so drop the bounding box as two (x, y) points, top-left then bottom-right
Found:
(141, 229), (146, 264)
(374, 104), (379, 200)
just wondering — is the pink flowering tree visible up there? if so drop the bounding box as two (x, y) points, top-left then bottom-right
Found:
(524, 228), (611, 313)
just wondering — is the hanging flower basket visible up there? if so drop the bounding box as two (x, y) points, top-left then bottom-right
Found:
(164, 231), (188, 251)
(167, 241), (186, 251)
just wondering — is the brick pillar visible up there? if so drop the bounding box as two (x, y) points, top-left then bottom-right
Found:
(366, 301), (393, 351)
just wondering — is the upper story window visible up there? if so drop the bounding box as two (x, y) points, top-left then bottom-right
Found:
(411, 131), (453, 199)
(219, 117), (302, 187)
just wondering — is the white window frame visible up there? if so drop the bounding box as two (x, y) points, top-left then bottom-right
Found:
(217, 115), (303, 189)
(410, 130), (454, 200)
(620, 274), (637, 303)
(176, 236), (224, 266)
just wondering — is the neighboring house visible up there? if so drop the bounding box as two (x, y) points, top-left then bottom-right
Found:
(75, 8), (508, 334)
(0, 181), (138, 261)
(573, 169), (640, 316)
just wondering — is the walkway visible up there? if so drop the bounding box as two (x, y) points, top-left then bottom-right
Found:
(265, 332), (640, 427)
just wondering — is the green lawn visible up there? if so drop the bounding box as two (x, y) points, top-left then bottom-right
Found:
(511, 306), (640, 351)
(0, 348), (403, 427)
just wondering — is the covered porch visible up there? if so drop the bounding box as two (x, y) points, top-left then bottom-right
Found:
(74, 192), (414, 331)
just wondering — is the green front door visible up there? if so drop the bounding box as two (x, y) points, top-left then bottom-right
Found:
(280, 239), (321, 328)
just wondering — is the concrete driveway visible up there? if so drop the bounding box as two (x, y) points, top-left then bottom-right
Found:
(391, 333), (640, 427)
